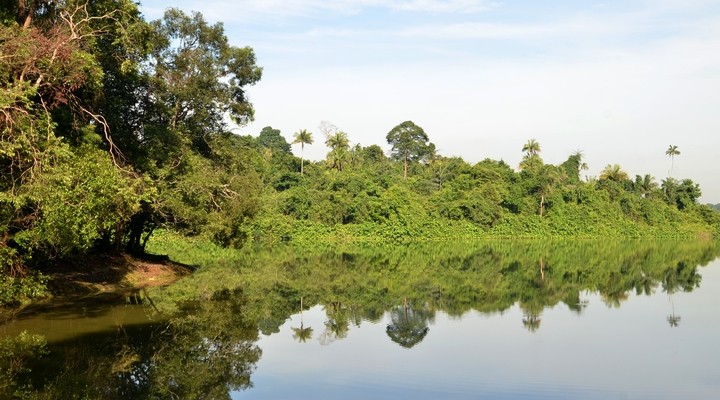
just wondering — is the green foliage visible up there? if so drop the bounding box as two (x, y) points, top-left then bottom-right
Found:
(146, 235), (720, 332)
(0, 331), (48, 398)
(0, 272), (48, 307)
(258, 126), (292, 155)
(17, 147), (147, 257)
(386, 120), (434, 179)
(325, 131), (350, 171)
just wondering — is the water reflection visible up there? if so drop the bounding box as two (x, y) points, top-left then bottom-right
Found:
(291, 297), (313, 343)
(2, 239), (720, 398)
(386, 299), (433, 348)
(1, 288), (261, 399)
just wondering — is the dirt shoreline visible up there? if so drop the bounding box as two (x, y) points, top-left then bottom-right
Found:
(42, 253), (194, 297)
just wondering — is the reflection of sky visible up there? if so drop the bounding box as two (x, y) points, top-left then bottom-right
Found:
(234, 259), (720, 399)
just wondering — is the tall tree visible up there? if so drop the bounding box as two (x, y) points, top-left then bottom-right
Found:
(665, 145), (680, 177)
(143, 8), (262, 160)
(386, 121), (433, 179)
(293, 129), (313, 175)
(129, 8), (264, 250)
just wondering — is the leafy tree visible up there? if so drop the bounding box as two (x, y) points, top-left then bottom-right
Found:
(532, 165), (564, 217)
(293, 129), (313, 174)
(129, 8), (263, 249)
(666, 145), (680, 177)
(258, 126), (292, 155)
(560, 150), (587, 183)
(386, 120), (433, 179)
(0, 0), (148, 268)
(143, 8), (262, 156)
(675, 179), (701, 210)
(360, 144), (386, 163)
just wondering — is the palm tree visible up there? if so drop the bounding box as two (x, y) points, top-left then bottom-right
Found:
(325, 131), (349, 150)
(599, 164), (629, 182)
(520, 139), (543, 172)
(665, 145), (680, 177)
(293, 129), (313, 175)
(634, 174), (658, 198)
(522, 139), (541, 157)
(574, 150), (589, 178)
(325, 131), (349, 171)
(661, 177), (677, 204)
(292, 324), (313, 343)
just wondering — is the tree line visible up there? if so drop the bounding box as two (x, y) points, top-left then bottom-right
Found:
(1, 2), (719, 305)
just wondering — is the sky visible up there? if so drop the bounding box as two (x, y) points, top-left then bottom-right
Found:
(138, 0), (720, 202)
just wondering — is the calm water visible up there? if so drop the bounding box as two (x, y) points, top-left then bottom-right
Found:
(243, 267), (720, 400)
(2, 240), (720, 399)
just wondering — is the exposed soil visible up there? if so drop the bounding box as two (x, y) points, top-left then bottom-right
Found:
(42, 253), (194, 298)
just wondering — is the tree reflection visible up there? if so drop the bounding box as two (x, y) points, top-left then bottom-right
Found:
(386, 299), (433, 349)
(291, 296), (313, 343)
(138, 287), (262, 399)
(319, 302), (350, 345)
(661, 262), (700, 329)
(7, 288), (262, 399)
(522, 311), (542, 332)
(4, 238), (718, 396)
(666, 295), (681, 328)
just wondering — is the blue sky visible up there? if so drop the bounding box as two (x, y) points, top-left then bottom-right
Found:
(139, 1), (720, 201)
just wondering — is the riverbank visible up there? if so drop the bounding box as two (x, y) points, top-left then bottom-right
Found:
(0, 253), (192, 322)
(45, 253), (194, 297)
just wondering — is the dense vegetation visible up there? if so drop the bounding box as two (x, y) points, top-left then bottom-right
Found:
(1, 1), (719, 306)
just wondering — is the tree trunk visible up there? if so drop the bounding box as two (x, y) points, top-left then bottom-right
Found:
(18, 0), (35, 29)
(403, 155), (408, 180)
(300, 143), (304, 175)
